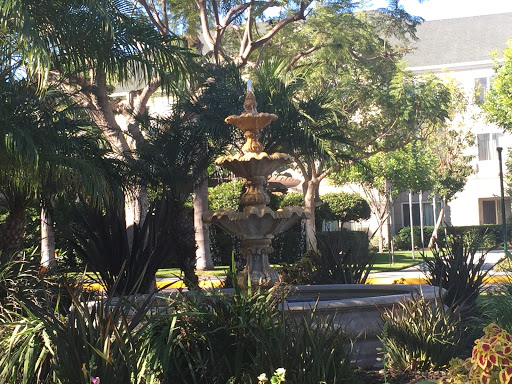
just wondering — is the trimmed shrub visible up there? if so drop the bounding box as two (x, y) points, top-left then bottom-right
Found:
(446, 225), (509, 249)
(280, 230), (372, 285)
(318, 230), (370, 265)
(393, 224), (510, 251)
(208, 179), (243, 211)
(279, 192), (304, 207)
(317, 192), (371, 227)
(393, 225), (437, 250)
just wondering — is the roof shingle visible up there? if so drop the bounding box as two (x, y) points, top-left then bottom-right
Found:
(404, 13), (512, 67)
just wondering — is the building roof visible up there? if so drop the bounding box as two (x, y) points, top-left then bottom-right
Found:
(404, 13), (512, 68)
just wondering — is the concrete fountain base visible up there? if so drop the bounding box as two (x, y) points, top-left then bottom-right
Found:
(283, 284), (442, 367)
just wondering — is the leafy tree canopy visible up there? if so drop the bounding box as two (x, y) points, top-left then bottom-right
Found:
(483, 39), (512, 131)
(316, 192), (371, 224)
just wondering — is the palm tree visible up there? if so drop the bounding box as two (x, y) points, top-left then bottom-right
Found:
(0, 75), (118, 265)
(0, 0), (196, 239)
(132, 64), (243, 278)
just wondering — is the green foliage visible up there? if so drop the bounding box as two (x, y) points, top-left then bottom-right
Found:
(484, 39), (512, 131)
(393, 224), (507, 251)
(62, 197), (196, 294)
(379, 294), (466, 371)
(0, 261), (161, 384)
(279, 192), (304, 208)
(0, 76), (117, 260)
(1, 0), (195, 92)
(393, 226), (438, 250)
(280, 231), (372, 285)
(428, 128), (474, 202)
(445, 225), (511, 249)
(145, 288), (354, 384)
(382, 141), (438, 194)
(0, 262), (347, 384)
(422, 231), (492, 311)
(208, 180), (243, 211)
(317, 191), (371, 225)
(480, 283), (512, 334)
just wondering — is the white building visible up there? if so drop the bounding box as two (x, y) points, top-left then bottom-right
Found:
(393, 13), (512, 231)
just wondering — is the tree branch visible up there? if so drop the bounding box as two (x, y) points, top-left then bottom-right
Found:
(237, 0), (312, 67)
(286, 45), (322, 72)
(128, 77), (161, 144)
(348, 47), (400, 63)
(137, 0), (169, 35)
(196, 0), (216, 51)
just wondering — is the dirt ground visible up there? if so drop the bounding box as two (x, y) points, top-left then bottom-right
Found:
(353, 368), (447, 384)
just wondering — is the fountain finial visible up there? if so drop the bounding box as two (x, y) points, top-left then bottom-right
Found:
(244, 91), (258, 115)
(225, 91), (277, 155)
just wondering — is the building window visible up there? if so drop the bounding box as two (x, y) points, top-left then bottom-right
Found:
(480, 198), (511, 225)
(475, 77), (488, 104)
(477, 133), (503, 161)
(402, 202), (442, 228)
(481, 200), (498, 224)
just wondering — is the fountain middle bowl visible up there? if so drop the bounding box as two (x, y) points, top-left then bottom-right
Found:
(203, 206), (309, 239)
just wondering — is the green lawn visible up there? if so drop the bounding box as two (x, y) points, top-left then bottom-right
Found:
(371, 250), (431, 273)
(155, 266), (229, 278)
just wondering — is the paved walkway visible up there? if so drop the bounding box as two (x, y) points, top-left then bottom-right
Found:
(366, 249), (508, 285)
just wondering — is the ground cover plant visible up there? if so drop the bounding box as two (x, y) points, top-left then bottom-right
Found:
(440, 323), (512, 384)
(379, 293), (467, 372)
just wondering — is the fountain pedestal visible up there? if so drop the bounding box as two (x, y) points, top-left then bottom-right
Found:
(203, 91), (309, 289)
(239, 238), (277, 288)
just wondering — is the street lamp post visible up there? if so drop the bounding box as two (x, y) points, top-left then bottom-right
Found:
(497, 147), (507, 251)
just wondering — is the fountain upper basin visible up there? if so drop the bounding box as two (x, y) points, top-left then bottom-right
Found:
(215, 152), (292, 178)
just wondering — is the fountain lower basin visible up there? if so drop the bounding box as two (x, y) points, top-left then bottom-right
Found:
(282, 284), (441, 367)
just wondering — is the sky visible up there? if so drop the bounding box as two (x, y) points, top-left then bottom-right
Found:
(366, 0), (512, 20)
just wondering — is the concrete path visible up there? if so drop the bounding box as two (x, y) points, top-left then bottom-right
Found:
(366, 249), (509, 285)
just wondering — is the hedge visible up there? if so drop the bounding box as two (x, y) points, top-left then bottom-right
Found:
(209, 227), (369, 266)
(393, 224), (510, 250)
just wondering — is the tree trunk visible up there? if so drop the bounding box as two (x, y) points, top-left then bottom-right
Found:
(378, 224), (384, 253)
(409, 189), (415, 260)
(124, 184), (149, 249)
(429, 199), (445, 248)
(419, 190), (425, 251)
(304, 180), (318, 251)
(40, 197), (56, 270)
(194, 178), (214, 270)
(388, 183), (395, 264)
(0, 208), (25, 263)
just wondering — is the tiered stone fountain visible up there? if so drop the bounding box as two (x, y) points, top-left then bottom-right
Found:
(203, 89), (442, 366)
(203, 90), (309, 289)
